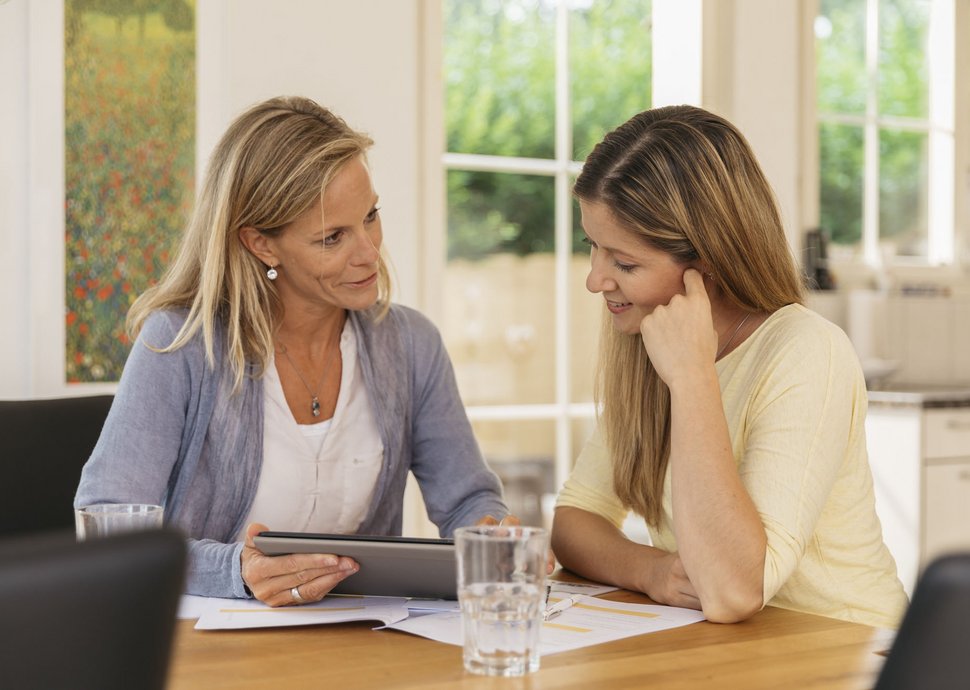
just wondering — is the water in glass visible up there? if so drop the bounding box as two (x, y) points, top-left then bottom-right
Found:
(460, 581), (543, 676)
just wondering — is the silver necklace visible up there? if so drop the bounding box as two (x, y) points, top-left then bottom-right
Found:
(716, 312), (751, 360)
(277, 342), (337, 418)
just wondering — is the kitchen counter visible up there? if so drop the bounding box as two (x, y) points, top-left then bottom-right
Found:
(867, 384), (970, 408)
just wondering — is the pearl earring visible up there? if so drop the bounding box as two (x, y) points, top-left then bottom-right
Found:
(267, 266), (279, 281)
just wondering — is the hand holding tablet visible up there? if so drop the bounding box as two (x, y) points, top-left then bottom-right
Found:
(241, 523), (360, 607)
(254, 531), (458, 600)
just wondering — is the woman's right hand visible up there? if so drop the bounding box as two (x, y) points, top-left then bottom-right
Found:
(641, 551), (701, 611)
(639, 268), (718, 387)
(240, 523), (359, 606)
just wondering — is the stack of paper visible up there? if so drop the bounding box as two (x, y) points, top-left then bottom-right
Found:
(184, 595), (412, 630)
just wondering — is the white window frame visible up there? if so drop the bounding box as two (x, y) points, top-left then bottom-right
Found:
(432, 1), (599, 489)
(12, 0), (219, 399)
(810, 0), (963, 269)
(26, 0), (76, 396)
(423, 1), (706, 504)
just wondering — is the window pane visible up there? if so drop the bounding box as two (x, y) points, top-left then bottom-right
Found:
(816, 0), (867, 115)
(444, 0), (555, 158)
(444, 172), (554, 405)
(65, 0), (195, 382)
(878, 0), (930, 119)
(819, 122), (864, 246)
(879, 129), (927, 258)
(473, 419), (556, 528)
(447, 170), (555, 259)
(570, 0), (652, 161)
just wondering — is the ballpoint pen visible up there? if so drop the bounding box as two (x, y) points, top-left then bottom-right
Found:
(543, 594), (582, 621)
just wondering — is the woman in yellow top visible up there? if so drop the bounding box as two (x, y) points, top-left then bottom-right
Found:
(552, 105), (907, 628)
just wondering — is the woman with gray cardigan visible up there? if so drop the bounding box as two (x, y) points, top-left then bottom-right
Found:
(75, 96), (508, 605)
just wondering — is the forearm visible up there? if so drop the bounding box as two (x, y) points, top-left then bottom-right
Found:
(668, 372), (766, 622)
(551, 507), (663, 595)
(185, 538), (249, 598)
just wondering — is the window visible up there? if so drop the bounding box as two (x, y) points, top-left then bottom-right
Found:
(815, 0), (954, 265)
(440, 0), (652, 526)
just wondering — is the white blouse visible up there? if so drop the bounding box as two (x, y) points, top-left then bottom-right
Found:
(237, 321), (384, 539)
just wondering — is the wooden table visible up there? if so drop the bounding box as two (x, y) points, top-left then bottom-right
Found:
(167, 589), (894, 690)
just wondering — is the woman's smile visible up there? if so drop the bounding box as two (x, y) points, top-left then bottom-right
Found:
(344, 272), (378, 289)
(605, 298), (633, 314)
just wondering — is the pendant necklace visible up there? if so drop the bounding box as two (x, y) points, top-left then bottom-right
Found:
(277, 341), (338, 418)
(716, 312), (751, 360)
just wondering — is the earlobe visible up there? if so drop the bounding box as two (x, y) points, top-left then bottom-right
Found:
(690, 263), (713, 280)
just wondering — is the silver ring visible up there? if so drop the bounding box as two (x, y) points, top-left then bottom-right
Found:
(290, 586), (304, 603)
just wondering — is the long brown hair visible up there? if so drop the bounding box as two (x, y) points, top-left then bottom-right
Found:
(127, 96), (389, 392)
(574, 105), (804, 526)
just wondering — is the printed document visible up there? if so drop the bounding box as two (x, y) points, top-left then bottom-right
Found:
(186, 594), (411, 630)
(385, 595), (706, 655)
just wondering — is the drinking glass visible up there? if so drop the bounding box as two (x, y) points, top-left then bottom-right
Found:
(454, 525), (548, 676)
(75, 504), (164, 540)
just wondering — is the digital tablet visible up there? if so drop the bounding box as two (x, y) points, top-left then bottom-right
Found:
(253, 532), (457, 600)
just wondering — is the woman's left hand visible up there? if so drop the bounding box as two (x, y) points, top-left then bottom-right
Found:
(475, 513), (557, 575)
(639, 268), (717, 387)
(241, 522), (359, 607)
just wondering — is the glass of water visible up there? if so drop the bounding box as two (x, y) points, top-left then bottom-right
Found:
(454, 525), (548, 676)
(75, 503), (164, 540)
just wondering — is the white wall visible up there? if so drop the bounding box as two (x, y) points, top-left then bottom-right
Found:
(0, 0), (31, 395)
(0, 0), (429, 397)
(703, 0), (803, 251)
(652, 0), (803, 251)
(196, 0), (426, 309)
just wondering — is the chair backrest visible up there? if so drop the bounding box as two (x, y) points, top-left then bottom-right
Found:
(0, 394), (114, 536)
(0, 528), (185, 690)
(875, 552), (970, 690)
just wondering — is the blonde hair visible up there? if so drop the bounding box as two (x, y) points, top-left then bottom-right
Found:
(573, 105), (805, 526)
(127, 96), (390, 392)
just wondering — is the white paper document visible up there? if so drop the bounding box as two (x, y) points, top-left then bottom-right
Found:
(179, 594), (230, 620)
(192, 595), (411, 630)
(385, 595), (706, 655)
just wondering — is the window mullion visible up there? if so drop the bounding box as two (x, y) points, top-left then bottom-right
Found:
(554, 0), (572, 488)
(863, 0), (880, 265)
(927, 0), (956, 264)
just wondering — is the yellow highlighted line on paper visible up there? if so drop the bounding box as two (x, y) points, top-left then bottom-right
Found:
(543, 621), (592, 633)
(574, 603), (659, 618)
(218, 606), (366, 613)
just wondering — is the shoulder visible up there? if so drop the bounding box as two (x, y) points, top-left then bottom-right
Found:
(758, 304), (854, 356)
(135, 308), (227, 369)
(139, 309), (190, 347)
(355, 303), (444, 349)
(745, 303), (862, 383)
(385, 303), (441, 337)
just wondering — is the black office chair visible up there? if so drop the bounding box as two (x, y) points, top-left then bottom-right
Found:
(0, 394), (114, 536)
(875, 552), (970, 690)
(0, 528), (185, 690)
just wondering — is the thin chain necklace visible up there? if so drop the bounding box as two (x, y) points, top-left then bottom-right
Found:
(716, 312), (751, 360)
(277, 340), (339, 418)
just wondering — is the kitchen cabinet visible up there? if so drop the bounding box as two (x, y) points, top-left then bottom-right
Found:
(866, 388), (970, 596)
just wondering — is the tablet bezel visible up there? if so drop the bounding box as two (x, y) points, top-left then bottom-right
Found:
(253, 531), (457, 600)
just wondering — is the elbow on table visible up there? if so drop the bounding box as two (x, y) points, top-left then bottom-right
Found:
(700, 588), (764, 624)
